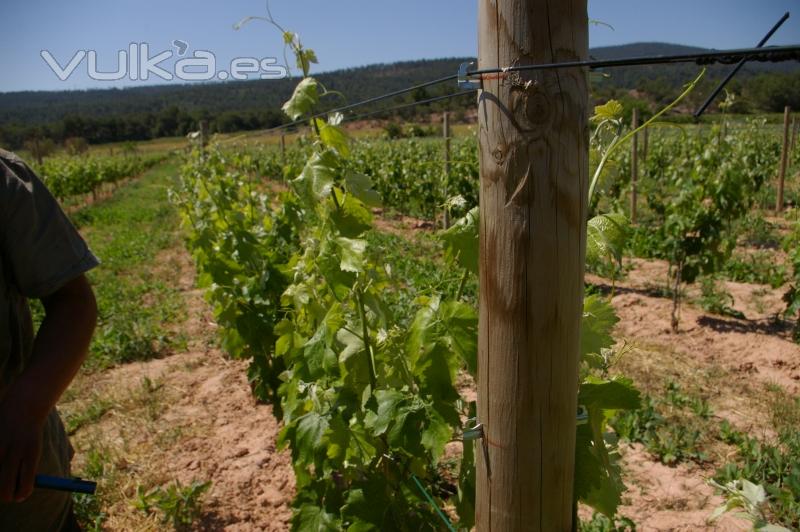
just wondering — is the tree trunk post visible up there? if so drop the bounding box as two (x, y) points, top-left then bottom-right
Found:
(476, 0), (588, 530)
(631, 108), (639, 223)
(443, 111), (451, 229)
(776, 105), (790, 212)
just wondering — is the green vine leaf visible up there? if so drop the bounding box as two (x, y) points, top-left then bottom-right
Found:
(293, 503), (340, 532)
(591, 100), (623, 123)
(440, 206), (479, 275)
(345, 172), (382, 208)
(283, 77), (320, 120)
(587, 212), (629, 267)
(336, 237), (367, 273)
(294, 150), (338, 201)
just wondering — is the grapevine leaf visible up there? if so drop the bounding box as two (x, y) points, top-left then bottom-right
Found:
(315, 117), (350, 156)
(439, 300), (478, 377)
(297, 48), (318, 75)
(282, 77), (320, 120)
(294, 150), (338, 201)
(456, 402), (477, 529)
(369, 389), (405, 436)
(440, 207), (479, 275)
(302, 304), (343, 376)
(574, 422), (622, 517)
(587, 213), (629, 266)
(406, 298), (438, 368)
(415, 343), (459, 402)
(591, 100), (623, 123)
(336, 327), (370, 392)
(295, 412), (329, 466)
(421, 407), (452, 462)
(581, 294), (619, 360)
(293, 503), (339, 532)
(336, 237), (367, 273)
(325, 415), (350, 462)
(578, 376), (640, 412)
(330, 191), (372, 238)
(575, 376), (640, 517)
(345, 172), (382, 208)
(341, 478), (391, 530)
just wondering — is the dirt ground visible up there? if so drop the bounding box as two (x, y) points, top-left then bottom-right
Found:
(584, 255), (799, 530)
(61, 246), (294, 531)
(61, 230), (800, 530)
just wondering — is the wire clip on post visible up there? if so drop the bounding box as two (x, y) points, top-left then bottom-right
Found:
(463, 422), (484, 441)
(458, 62), (482, 90)
(463, 406), (589, 443)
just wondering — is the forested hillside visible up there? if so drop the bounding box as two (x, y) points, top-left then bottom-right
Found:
(1, 42), (797, 148)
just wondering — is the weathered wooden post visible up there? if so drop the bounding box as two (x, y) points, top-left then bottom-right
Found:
(280, 133), (286, 165)
(199, 120), (209, 155)
(776, 105), (791, 212)
(631, 108), (639, 223)
(443, 111), (452, 229)
(476, 0), (588, 529)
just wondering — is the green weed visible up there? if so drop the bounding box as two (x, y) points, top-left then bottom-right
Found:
(134, 480), (211, 530)
(696, 276), (745, 319)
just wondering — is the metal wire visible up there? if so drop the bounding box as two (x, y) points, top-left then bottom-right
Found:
(269, 73), (458, 132)
(465, 44), (800, 77)
(342, 90), (477, 124)
(264, 44), (800, 134)
(693, 12), (790, 117)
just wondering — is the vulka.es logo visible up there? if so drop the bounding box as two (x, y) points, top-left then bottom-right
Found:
(40, 42), (288, 82)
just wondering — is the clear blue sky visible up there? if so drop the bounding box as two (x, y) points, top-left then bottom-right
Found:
(1, 0), (798, 92)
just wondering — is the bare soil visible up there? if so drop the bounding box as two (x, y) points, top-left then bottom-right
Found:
(61, 245), (294, 531)
(62, 226), (800, 530)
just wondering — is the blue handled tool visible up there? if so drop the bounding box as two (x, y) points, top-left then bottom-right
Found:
(34, 475), (96, 495)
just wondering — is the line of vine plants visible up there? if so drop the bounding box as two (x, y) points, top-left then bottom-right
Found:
(173, 15), (641, 530)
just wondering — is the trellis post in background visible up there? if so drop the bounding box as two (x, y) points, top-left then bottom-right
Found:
(280, 133), (286, 166)
(631, 108), (639, 223)
(199, 120), (209, 153)
(776, 105), (791, 212)
(476, 0), (588, 529)
(443, 111), (451, 229)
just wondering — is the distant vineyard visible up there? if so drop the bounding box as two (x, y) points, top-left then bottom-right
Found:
(33, 153), (165, 201)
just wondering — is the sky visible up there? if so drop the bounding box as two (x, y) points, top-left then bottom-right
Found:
(1, 0), (799, 93)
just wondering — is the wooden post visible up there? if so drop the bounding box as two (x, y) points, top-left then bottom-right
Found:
(443, 111), (451, 229)
(280, 133), (286, 165)
(631, 108), (639, 223)
(476, 0), (588, 530)
(199, 120), (209, 153)
(776, 105), (790, 212)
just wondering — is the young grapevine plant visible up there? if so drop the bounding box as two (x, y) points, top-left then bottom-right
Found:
(176, 18), (641, 529)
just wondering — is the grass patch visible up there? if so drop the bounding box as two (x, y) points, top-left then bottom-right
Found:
(611, 380), (713, 465)
(65, 158), (186, 369)
(364, 229), (475, 324)
(722, 250), (787, 288)
(63, 393), (115, 435)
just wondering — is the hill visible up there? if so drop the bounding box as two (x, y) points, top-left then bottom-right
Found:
(1, 42), (797, 148)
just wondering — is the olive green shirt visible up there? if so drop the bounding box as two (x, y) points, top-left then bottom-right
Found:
(0, 148), (99, 531)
